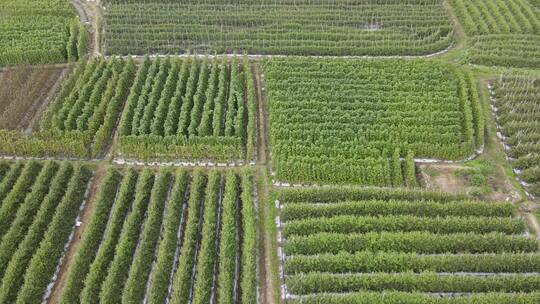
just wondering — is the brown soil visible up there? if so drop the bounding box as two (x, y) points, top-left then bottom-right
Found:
(25, 67), (72, 133)
(420, 163), (520, 202)
(47, 166), (107, 304)
(0, 66), (65, 131)
(419, 163), (467, 193)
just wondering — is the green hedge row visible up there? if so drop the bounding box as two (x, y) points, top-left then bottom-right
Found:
(80, 169), (138, 304)
(0, 162), (73, 303)
(285, 232), (537, 255)
(99, 169), (154, 304)
(146, 170), (189, 304)
(287, 272), (540, 294)
(283, 215), (524, 237)
(281, 200), (514, 222)
(285, 251), (540, 274)
(169, 170), (206, 304)
(192, 170), (221, 304)
(60, 168), (121, 303)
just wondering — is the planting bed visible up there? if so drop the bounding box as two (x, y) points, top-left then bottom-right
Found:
(263, 58), (484, 185)
(0, 0), (88, 66)
(0, 65), (65, 131)
(278, 187), (540, 303)
(116, 55), (256, 162)
(102, 0), (453, 56)
(491, 74), (540, 197)
(57, 167), (257, 304)
(0, 160), (92, 303)
(449, 0), (540, 68)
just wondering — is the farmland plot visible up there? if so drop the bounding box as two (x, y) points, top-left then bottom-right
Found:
(263, 58), (484, 185)
(468, 36), (540, 69)
(0, 0), (88, 66)
(491, 74), (540, 197)
(0, 160), (92, 303)
(0, 58), (136, 159)
(57, 167), (257, 304)
(116, 55), (256, 162)
(0, 65), (65, 131)
(277, 187), (540, 303)
(449, 0), (540, 68)
(102, 0), (453, 56)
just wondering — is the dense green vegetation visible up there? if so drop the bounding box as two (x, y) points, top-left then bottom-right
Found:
(103, 0), (453, 56)
(117, 55), (256, 162)
(449, 0), (540, 68)
(279, 187), (540, 303)
(0, 161), (91, 303)
(53, 167), (257, 304)
(0, 0), (88, 66)
(0, 58), (136, 158)
(492, 74), (540, 197)
(263, 58), (483, 185)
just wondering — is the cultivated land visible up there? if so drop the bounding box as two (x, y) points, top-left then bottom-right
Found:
(0, 0), (88, 66)
(0, 65), (66, 131)
(263, 58), (482, 185)
(1, 1), (540, 304)
(450, 0), (540, 68)
(491, 74), (540, 197)
(278, 187), (540, 303)
(102, 0), (453, 56)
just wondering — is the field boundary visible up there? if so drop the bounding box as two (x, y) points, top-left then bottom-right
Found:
(104, 43), (455, 61)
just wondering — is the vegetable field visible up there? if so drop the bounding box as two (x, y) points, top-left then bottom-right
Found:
(0, 58), (136, 158)
(57, 167), (257, 304)
(449, 0), (540, 68)
(117, 56), (256, 162)
(278, 187), (540, 303)
(492, 74), (540, 197)
(102, 0), (453, 56)
(263, 58), (484, 185)
(0, 160), (92, 303)
(0, 0), (88, 66)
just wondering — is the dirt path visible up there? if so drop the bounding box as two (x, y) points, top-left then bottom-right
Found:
(47, 166), (107, 304)
(253, 64), (268, 166)
(252, 63), (278, 304)
(70, 0), (100, 56)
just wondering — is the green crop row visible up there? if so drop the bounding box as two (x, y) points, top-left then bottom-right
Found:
(283, 215), (524, 237)
(285, 251), (540, 274)
(285, 232), (537, 255)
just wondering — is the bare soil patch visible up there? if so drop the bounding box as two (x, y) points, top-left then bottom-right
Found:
(419, 163), (520, 202)
(420, 163), (467, 193)
(0, 66), (65, 131)
(47, 166), (107, 304)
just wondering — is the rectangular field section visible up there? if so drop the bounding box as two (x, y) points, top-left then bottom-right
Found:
(278, 187), (540, 303)
(0, 0), (87, 66)
(103, 0), (453, 56)
(263, 58), (483, 185)
(492, 74), (540, 197)
(449, 0), (540, 68)
(116, 56), (256, 162)
(57, 168), (257, 304)
(0, 65), (65, 131)
(0, 160), (92, 303)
